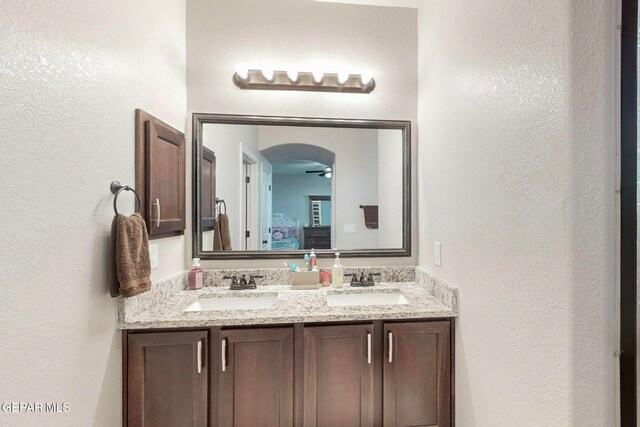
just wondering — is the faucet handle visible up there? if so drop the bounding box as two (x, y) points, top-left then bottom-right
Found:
(367, 272), (381, 283)
(223, 275), (239, 286)
(248, 275), (263, 286)
(343, 273), (361, 285)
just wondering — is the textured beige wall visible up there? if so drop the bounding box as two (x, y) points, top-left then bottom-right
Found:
(0, 1), (186, 425)
(417, 0), (617, 424)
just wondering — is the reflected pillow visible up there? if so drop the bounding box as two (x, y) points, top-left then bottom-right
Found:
(272, 227), (296, 240)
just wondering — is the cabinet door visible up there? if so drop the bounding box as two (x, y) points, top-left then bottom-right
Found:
(383, 321), (451, 427)
(145, 118), (185, 236)
(303, 324), (375, 427)
(127, 331), (207, 427)
(218, 327), (294, 427)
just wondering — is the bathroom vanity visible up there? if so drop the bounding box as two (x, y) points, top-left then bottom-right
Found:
(120, 111), (457, 426)
(119, 269), (457, 426)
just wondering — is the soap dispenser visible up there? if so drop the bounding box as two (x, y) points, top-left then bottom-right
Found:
(188, 258), (204, 290)
(331, 251), (344, 288)
(309, 249), (317, 271)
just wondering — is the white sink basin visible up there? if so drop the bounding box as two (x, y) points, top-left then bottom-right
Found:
(184, 295), (277, 312)
(327, 292), (409, 307)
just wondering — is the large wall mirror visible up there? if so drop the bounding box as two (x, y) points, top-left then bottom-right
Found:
(192, 114), (410, 259)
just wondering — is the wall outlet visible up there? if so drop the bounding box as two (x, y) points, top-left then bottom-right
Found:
(434, 242), (442, 266)
(344, 224), (356, 234)
(149, 243), (159, 269)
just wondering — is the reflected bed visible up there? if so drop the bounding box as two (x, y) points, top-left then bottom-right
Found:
(271, 213), (301, 250)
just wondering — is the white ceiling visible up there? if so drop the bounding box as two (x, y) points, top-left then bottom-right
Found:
(313, 0), (420, 8)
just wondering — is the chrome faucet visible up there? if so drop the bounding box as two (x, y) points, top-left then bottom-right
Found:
(345, 271), (380, 287)
(223, 274), (263, 290)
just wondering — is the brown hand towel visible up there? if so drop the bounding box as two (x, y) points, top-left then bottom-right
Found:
(213, 216), (224, 251)
(215, 213), (233, 251)
(361, 205), (379, 229)
(109, 213), (152, 298)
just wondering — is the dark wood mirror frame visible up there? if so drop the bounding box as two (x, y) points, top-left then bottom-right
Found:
(192, 113), (411, 259)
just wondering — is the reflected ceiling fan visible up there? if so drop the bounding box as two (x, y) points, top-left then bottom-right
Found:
(306, 167), (332, 178)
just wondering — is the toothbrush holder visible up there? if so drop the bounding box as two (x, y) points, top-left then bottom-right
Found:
(290, 271), (320, 289)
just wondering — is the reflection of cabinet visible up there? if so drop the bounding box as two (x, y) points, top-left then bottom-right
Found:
(135, 109), (185, 239)
(201, 147), (216, 231)
(127, 331), (207, 427)
(302, 226), (331, 249)
(216, 327), (294, 426)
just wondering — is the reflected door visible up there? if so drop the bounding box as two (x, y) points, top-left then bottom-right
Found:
(262, 166), (273, 250)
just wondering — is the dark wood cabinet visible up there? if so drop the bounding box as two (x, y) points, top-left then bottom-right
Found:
(216, 327), (295, 427)
(201, 146), (216, 231)
(302, 226), (331, 250)
(123, 320), (453, 427)
(127, 331), (207, 427)
(383, 321), (451, 427)
(135, 109), (186, 239)
(303, 324), (375, 427)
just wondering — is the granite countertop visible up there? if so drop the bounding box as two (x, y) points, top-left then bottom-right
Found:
(118, 280), (457, 330)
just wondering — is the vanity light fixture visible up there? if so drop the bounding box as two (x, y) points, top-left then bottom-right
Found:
(312, 69), (325, 84)
(337, 70), (350, 85)
(233, 65), (375, 93)
(235, 63), (249, 81)
(287, 69), (299, 82)
(261, 67), (275, 82)
(361, 70), (373, 85)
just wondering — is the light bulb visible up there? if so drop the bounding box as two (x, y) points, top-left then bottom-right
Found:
(287, 69), (299, 82)
(312, 69), (324, 84)
(235, 63), (249, 80)
(338, 71), (350, 85)
(262, 67), (274, 81)
(361, 70), (373, 85)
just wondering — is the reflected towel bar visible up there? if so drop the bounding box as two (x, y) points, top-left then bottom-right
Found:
(215, 197), (227, 214)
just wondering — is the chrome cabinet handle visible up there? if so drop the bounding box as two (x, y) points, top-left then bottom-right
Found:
(154, 198), (161, 227)
(367, 332), (372, 364)
(388, 331), (393, 363)
(221, 338), (227, 372)
(197, 340), (202, 374)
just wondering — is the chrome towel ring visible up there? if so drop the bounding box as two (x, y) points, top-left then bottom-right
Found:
(110, 181), (141, 215)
